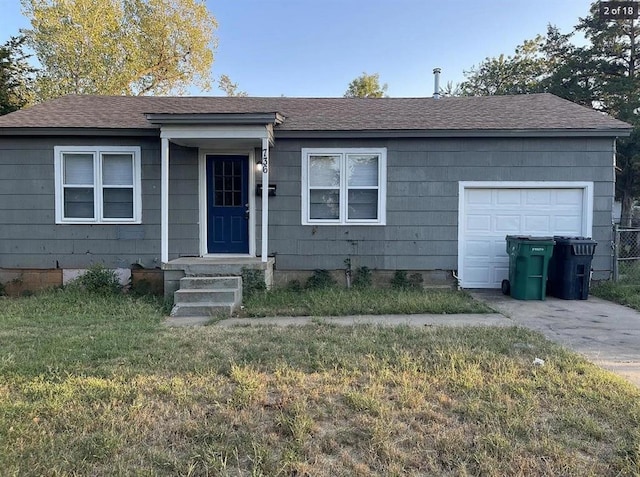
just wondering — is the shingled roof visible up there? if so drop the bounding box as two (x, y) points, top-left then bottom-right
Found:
(0, 93), (631, 135)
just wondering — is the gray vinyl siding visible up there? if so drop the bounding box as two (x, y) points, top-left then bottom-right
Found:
(259, 137), (616, 279)
(1, 134), (617, 280)
(0, 136), (199, 269)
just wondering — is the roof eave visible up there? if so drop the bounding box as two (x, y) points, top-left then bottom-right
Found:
(145, 112), (285, 126)
(274, 128), (633, 139)
(0, 127), (159, 137)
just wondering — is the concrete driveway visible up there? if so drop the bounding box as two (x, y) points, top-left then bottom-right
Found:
(471, 290), (640, 387)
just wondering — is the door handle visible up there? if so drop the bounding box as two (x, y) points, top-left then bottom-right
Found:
(245, 204), (250, 220)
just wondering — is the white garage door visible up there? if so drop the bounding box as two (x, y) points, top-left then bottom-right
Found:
(459, 185), (589, 288)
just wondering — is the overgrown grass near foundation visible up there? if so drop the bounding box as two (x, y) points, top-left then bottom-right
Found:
(241, 286), (492, 317)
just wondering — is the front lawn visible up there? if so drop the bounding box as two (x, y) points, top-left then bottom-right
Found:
(1, 290), (640, 476)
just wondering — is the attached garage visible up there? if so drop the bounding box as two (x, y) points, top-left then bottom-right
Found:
(458, 182), (593, 289)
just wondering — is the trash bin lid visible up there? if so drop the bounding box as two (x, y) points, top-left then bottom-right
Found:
(506, 235), (554, 241)
(553, 236), (593, 242)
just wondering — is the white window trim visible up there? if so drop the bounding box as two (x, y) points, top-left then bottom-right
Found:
(301, 147), (387, 225)
(54, 146), (142, 224)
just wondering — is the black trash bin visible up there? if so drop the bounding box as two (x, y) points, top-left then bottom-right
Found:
(547, 236), (597, 300)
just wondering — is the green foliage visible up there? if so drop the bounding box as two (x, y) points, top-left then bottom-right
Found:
(391, 270), (424, 290)
(592, 279), (640, 312)
(305, 269), (336, 289)
(460, 35), (548, 96)
(241, 268), (266, 298)
(21, 0), (218, 99)
(408, 272), (424, 289)
(0, 35), (34, 115)
(344, 72), (388, 98)
(352, 266), (372, 288)
(242, 287), (489, 317)
(285, 279), (303, 292)
(70, 264), (122, 296)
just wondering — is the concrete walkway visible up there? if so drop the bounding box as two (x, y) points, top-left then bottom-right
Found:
(470, 290), (640, 387)
(165, 292), (640, 387)
(215, 313), (511, 328)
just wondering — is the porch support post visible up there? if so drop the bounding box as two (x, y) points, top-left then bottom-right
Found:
(161, 137), (170, 264)
(261, 137), (269, 262)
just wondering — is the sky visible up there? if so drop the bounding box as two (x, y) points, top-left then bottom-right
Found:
(0, 0), (594, 97)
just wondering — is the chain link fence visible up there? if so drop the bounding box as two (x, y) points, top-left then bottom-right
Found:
(613, 225), (640, 282)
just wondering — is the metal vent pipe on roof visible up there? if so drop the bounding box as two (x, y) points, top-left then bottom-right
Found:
(433, 67), (441, 99)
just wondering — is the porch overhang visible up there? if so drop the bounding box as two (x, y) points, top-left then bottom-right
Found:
(152, 113), (282, 266)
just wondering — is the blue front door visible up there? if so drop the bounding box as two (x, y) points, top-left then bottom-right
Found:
(206, 155), (249, 254)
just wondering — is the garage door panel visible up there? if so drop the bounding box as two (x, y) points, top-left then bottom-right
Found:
(466, 189), (492, 204)
(461, 187), (585, 288)
(553, 216), (582, 234)
(466, 239), (492, 258)
(556, 189), (583, 205)
(464, 266), (491, 286)
(523, 216), (551, 234)
(494, 215), (521, 233)
(496, 189), (521, 205)
(493, 266), (509, 284)
(466, 215), (491, 232)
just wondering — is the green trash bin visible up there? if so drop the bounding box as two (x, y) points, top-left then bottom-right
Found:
(502, 235), (555, 300)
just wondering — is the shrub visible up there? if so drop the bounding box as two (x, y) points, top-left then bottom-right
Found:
(391, 270), (409, 289)
(391, 270), (423, 290)
(353, 266), (372, 288)
(286, 279), (303, 292)
(70, 264), (122, 295)
(306, 269), (336, 289)
(241, 268), (266, 298)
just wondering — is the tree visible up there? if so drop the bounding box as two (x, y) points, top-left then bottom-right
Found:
(575, 4), (640, 226)
(218, 74), (247, 97)
(344, 72), (388, 98)
(0, 36), (34, 115)
(21, 0), (218, 99)
(460, 35), (548, 96)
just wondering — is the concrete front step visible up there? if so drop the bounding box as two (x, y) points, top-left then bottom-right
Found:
(174, 288), (240, 304)
(180, 276), (242, 290)
(170, 302), (237, 317)
(170, 275), (242, 318)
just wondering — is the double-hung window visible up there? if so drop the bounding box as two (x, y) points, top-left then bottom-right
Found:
(302, 148), (386, 225)
(54, 146), (142, 224)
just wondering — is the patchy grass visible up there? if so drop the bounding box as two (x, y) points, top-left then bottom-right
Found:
(592, 280), (640, 312)
(1, 290), (640, 476)
(240, 287), (492, 317)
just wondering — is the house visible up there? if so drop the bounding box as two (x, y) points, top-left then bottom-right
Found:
(0, 93), (631, 312)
